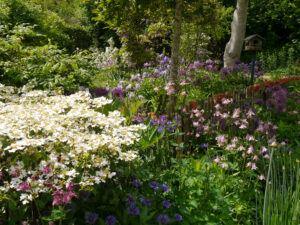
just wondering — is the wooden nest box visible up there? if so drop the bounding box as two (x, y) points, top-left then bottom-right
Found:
(244, 34), (264, 51)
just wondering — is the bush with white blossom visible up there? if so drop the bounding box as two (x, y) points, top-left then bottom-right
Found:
(0, 83), (146, 208)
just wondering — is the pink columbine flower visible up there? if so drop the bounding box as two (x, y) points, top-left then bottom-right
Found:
(242, 152), (246, 158)
(247, 146), (254, 154)
(247, 109), (255, 118)
(251, 163), (258, 170)
(239, 124), (247, 129)
(18, 182), (30, 191)
(247, 162), (252, 168)
(221, 162), (228, 168)
(259, 174), (265, 180)
(195, 133), (200, 137)
(253, 155), (259, 160)
(246, 135), (255, 141)
(222, 98), (232, 105)
(238, 146), (245, 151)
(232, 137), (239, 144)
(216, 135), (227, 147)
(193, 122), (199, 127)
(261, 146), (268, 153)
(264, 154), (270, 159)
(214, 157), (221, 164)
(181, 91), (186, 96)
(232, 108), (240, 119)
(154, 87), (159, 92)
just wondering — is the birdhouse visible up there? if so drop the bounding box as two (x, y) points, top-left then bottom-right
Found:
(244, 34), (264, 51)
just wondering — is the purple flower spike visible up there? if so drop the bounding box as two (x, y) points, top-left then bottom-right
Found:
(84, 212), (99, 224)
(105, 215), (117, 225)
(157, 214), (170, 224)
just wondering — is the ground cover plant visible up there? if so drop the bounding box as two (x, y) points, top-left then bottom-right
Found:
(0, 0), (299, 224)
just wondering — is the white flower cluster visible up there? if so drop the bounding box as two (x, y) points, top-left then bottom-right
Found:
(0, 84), (146, 204)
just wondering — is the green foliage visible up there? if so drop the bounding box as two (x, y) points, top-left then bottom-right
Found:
(0, 24), (100, 91)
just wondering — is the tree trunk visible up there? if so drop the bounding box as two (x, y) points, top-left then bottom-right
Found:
(223, 0), (249, 68)
(168, 0), (183, 119)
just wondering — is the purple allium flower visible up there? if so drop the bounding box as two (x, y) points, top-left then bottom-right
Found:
(106, 216), (117, 225)
(161, 184), (170, 192)
(85, 212), (99, 224)
(132, 179), (142, 188)
(93, 87), (109, 97)
(127, 205), (140, 215)
(204, 75), (210, 80)
(111, 87), (124, 100)
(149, 181), (159, 191)
(174, 213), (183, 221)
(157, 214), (170, 224)
(162, 200), (171, 208)
(140, 197), (152, 206)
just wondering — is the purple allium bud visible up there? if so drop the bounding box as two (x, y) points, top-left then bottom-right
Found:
(105, 216), (117, 225)
(157, 214), (170, 224)
(85, 212), (99, 224)
(93, 87), (109, 97)
(174, 213), (183, 221)
(111, 87), (124, 100)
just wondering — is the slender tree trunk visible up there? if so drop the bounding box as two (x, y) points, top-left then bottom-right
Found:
(223, 0), (249, 68)
(168, 0), (183, 119)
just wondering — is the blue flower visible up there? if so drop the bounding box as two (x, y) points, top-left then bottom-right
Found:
(158, 126), (164, 133)
(127, 205), (140, 216)
(84, 212), (99, 224)
(105, 215), (117, 225)
(161, 184), (170, 192)
(200, 143), (209, 148)
(149, 181), (159, 191)
(174, 213), (183, 221)
(157, 214), (170, 224)
(140, 197), (151, 206)
(125, 194), (136, 205)
(132, 179), (142, 188)
(162, 200), (171, 208)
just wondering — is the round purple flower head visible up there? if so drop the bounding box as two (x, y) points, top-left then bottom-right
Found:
(105, 215), (117, 225)
(85, 212), (99, 224)
(149, 181), (159, 191)
(111, 87), (124, 100)
(162, 200), (171, 208)
(174, 213), (183, 221)
(157, 214), (170, 224)
(93, 87), (109, 97)
(161, 184), (170, 192)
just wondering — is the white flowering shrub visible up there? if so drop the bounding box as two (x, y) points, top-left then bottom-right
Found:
(0, 84), (146, 207)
